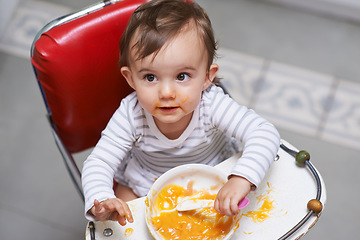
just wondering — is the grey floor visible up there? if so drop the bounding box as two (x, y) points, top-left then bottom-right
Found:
(1, 0), (360, 239)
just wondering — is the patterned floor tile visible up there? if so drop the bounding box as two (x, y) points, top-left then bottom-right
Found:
(0, 0), (71, 58)
(321, 79), (360, 150)
(217, 48), (266, 106)
(252, 61), (335, 136)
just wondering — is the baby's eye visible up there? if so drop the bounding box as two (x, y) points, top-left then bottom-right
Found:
(144, 74), (157, 82)
(177, 73), (189, 82)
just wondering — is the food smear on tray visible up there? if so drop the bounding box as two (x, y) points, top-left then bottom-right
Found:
(241, 183), (275, 223)
(125, 228), (134, 237)
(149, 181), (239, 240)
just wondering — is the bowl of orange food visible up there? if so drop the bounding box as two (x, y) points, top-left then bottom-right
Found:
(145, 164), (241, 240)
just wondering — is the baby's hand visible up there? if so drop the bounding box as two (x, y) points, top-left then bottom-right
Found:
(90, 198), (133, 226)
(214, 176), (252, 216)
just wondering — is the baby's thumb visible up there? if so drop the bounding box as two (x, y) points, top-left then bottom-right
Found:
(94, 199), (103, 213)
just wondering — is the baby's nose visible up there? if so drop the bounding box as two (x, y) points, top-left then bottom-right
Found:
(159, 81), (176, 99)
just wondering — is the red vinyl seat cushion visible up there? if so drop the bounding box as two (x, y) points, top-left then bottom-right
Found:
(31, 0), (148, 153)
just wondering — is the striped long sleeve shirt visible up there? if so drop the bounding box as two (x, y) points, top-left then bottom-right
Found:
(82, 84), (280, 219)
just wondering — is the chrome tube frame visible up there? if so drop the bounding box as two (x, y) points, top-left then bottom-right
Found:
(31, 0), (123, 200)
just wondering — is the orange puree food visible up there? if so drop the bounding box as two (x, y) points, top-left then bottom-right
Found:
(242, 193), (275, 223)
(150, 184), (237, 240)
(124, 228), (134, 237)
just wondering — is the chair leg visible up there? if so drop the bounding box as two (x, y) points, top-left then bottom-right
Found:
(48, 116), (84, 201)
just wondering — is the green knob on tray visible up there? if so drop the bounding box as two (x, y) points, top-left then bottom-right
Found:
(296, 150), (310, 165)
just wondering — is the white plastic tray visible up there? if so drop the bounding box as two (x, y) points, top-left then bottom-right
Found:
(85, 140), (326, 240)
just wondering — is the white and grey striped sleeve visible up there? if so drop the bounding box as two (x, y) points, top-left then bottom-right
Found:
(208, 86), (280, 187)
(81, 96), (136, 220)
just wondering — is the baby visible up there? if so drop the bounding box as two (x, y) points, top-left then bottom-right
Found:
(82, 0), (280, 226)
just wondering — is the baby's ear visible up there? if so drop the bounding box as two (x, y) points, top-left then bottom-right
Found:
(121, 66), (136, 90)
(203, 63), (219, 90)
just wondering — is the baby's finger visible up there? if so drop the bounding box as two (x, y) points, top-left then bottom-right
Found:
(94, 199), (104, 214)
(114, 200), (134, 223)
(214, 198), (220, 213)
(229, 199), (240, 216)
(220, 197), (231, 216)
(117, 215), (127, 226)
(123, 202), (133, 223)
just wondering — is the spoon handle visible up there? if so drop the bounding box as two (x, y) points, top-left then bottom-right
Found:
(238, 197), (250, 209)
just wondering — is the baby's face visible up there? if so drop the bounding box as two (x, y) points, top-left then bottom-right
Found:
(121, 23), (218, 137)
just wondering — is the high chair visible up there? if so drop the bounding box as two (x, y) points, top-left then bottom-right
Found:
(31, 0), (326, 239)
(31, 0), (149, 199)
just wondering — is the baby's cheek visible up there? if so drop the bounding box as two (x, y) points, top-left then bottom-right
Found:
(153, 99), (160, 107)
(180, 95), (189, 103)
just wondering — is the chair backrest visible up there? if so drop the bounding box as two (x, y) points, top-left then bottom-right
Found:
(31, 0), (148, 153)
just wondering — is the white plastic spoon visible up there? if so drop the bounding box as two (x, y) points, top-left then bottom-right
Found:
(176, 197), (250, 212)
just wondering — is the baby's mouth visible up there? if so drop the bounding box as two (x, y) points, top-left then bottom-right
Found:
(158, 106), (179, 113)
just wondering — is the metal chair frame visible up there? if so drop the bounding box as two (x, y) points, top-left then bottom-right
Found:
(31, 0), (131, 200)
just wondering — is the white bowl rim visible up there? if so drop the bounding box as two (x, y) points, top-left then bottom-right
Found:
(145, 163), (239, 240)
(150, 163), (228, 190)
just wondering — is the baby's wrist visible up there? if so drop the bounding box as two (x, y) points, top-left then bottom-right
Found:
(228, 175), (255, 190)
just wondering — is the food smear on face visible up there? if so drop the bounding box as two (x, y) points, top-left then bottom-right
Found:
(150, 183), (238, 240)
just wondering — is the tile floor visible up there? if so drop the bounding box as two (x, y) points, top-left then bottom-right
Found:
(1, 0), (360, 239)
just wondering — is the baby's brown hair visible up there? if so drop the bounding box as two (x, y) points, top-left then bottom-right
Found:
(119, 0), (217, 69)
